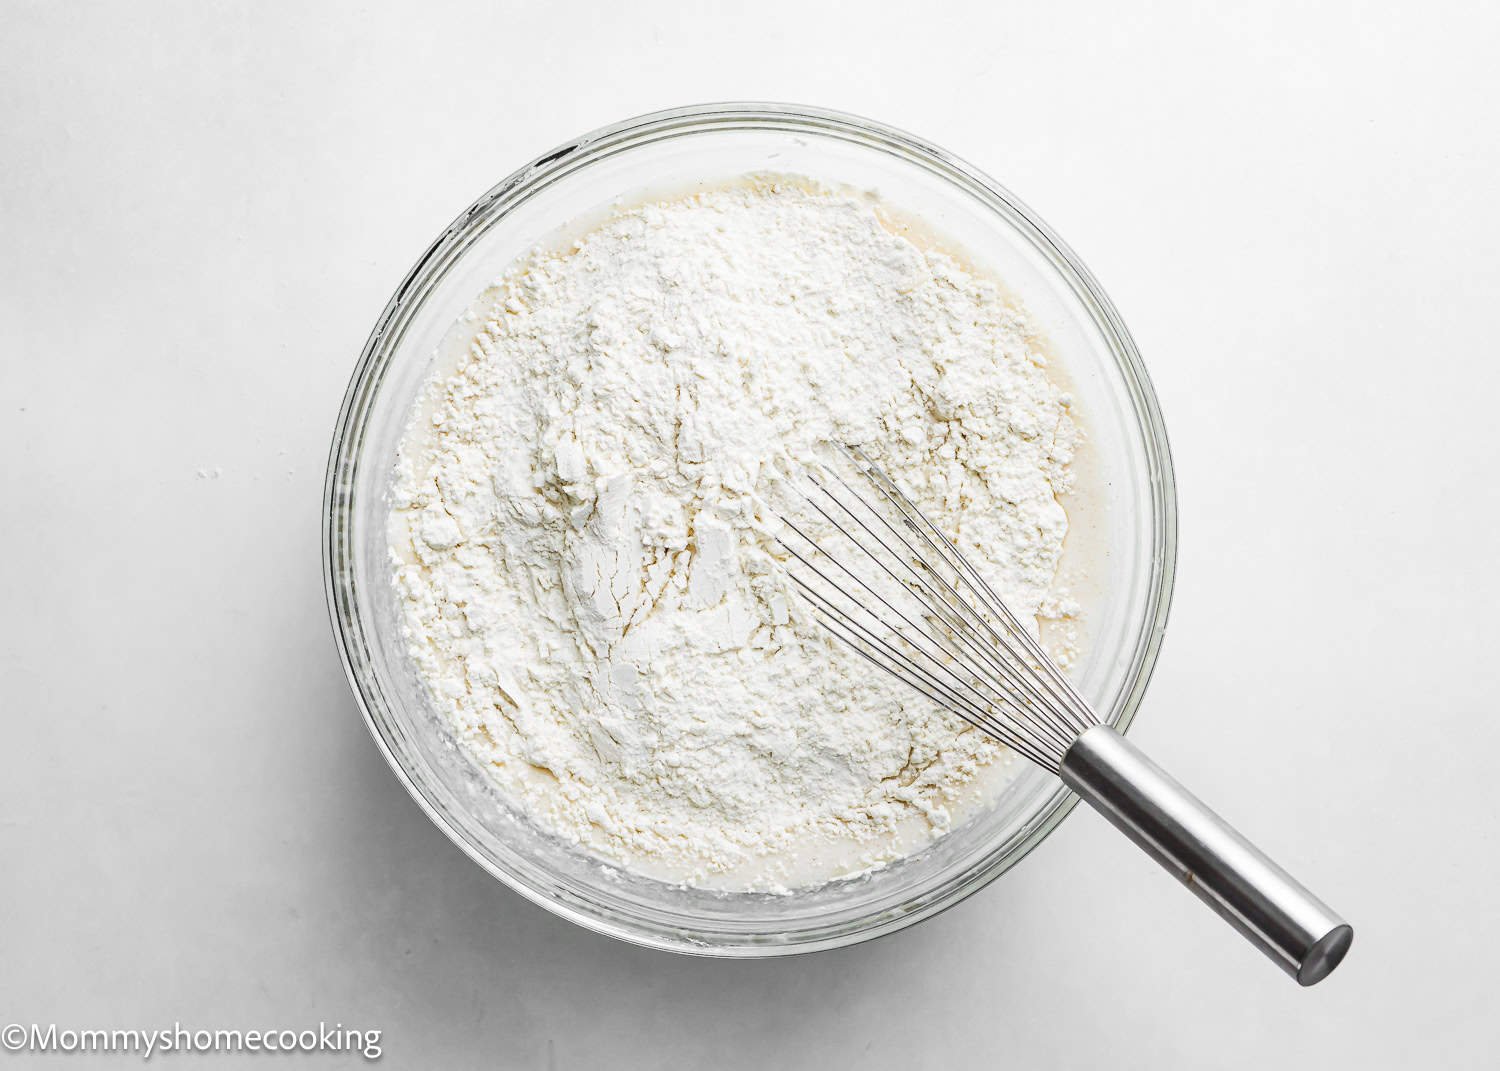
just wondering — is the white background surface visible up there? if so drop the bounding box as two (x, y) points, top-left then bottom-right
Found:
(3, 2), (1497, 1067)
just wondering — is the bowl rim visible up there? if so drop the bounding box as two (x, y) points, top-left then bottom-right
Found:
(323, 101), (1178, 956)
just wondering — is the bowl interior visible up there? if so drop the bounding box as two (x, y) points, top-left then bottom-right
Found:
(325, 105), (1175, 954)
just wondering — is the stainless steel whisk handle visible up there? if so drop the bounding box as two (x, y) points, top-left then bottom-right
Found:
(1060, 726), (1353, 986)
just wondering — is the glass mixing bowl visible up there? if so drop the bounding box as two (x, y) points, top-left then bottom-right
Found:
(323, 103), (1177, 955)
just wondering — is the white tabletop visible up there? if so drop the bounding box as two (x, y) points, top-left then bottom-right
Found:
(3, 3), (1496, 1067)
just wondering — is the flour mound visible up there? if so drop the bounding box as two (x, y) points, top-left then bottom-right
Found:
(391, 179), (1078, 890)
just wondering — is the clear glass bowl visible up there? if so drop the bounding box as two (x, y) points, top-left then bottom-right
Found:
(323, 103), (1177, 955)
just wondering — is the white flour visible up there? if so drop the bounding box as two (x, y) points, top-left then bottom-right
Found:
(391, 178), (1079, 890)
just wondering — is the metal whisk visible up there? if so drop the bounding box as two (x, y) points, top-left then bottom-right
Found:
(778, 447), (1353, 986)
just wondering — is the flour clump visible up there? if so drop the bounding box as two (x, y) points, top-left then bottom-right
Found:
(391, 178), (1079, 890)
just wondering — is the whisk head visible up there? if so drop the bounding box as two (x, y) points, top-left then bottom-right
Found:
(776, 446), (1098, 774)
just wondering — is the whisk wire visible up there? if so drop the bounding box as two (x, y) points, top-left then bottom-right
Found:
(798, 476), (1081, 757)
(777, 522), (1067, 767)
(818, 467), (1091, 738)
(843, 447), (1097, 734)
(775, 459), (1106, 770)
(811, 600), (1061, 771)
